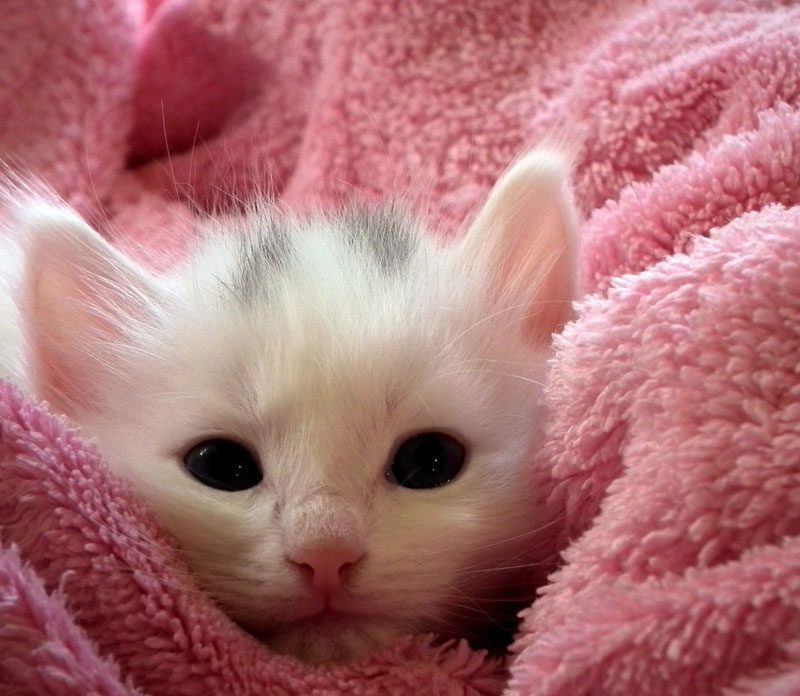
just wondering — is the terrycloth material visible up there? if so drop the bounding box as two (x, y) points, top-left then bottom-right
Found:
(1, 0), (800, 694)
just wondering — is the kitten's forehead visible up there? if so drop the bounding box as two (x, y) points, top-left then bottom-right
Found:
(237, 241), (449, 413)
(180, 205), (486, 460)
(230, 203), (418, 303)
(214, 204), (471, 399)
(173, 204), (498, 454)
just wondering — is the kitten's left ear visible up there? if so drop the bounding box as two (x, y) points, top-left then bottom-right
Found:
(20, 202), (165, 415)
(460, 148), (579, 344)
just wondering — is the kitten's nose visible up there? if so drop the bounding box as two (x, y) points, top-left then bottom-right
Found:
(289, 541), (364, 594)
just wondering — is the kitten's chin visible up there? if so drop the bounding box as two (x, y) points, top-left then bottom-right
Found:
(257, 613), (406, 665)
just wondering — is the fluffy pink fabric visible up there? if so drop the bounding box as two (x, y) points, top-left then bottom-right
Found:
(1, 0), (799, 694)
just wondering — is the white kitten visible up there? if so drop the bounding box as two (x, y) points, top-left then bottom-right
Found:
(0, 149), (577, 664)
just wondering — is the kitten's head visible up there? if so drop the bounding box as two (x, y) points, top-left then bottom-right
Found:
(20, 149), (577, 663)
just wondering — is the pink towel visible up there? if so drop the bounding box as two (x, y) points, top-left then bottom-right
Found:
(2, 0), (800, 694)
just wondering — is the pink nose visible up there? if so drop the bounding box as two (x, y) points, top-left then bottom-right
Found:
(289, 542), (364, 594)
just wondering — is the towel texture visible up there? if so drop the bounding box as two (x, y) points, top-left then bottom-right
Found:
(1, 0), (799, 694)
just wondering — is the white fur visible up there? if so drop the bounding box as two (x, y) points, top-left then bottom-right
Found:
(0, 149), (577, 664)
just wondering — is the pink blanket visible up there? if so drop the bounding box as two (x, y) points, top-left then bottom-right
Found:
(2, 0), (800, 694)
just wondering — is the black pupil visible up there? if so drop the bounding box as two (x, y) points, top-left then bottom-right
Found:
(390, 432), (466, 489)
(183, 439), (262, 492)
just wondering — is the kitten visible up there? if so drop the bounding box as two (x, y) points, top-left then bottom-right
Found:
(0, 148), (577, 664)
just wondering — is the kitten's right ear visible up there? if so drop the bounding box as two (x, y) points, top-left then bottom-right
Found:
(19, 202), (165, 415)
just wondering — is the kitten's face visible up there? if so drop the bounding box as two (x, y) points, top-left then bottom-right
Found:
(82, 214), (547, 662)
(23, 149), (577, 663)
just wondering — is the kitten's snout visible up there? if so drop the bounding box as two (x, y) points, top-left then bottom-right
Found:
(288, 542), (364, 594)
(283, 492), (366, 597)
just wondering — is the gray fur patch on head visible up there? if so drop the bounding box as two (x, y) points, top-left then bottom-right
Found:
(340, 202), (416, 273)
(233, 217), (292, 301)
(229, 202), (419, 303)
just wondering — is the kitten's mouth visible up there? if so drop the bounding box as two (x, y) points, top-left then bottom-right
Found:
(262, 609), (400, 664)
(287, 606), (369, 630)
(293, 610), (350, 626)
(232, 594), (376, 638)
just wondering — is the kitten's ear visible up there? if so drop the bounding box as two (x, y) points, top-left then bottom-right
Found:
(20, 203), (164, 415)
(460, 148), (579, 344)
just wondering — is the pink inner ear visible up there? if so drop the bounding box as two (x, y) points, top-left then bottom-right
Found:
(465, 149), (579, 345)
(32, 347), (77, 413)
(11, 201), (163, 415)
(496, 212), (577, 345)
(26, 248), (150, 416)
(27, 266), (100, 413)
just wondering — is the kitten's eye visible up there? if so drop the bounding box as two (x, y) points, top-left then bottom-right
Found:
(389, 432), (466, 489)
(183, 439), (262, 492)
